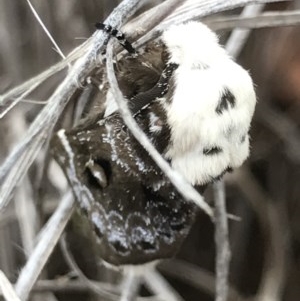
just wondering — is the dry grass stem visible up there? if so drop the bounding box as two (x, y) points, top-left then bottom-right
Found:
(225, 4), (265, 57)
(143, 269), (184, 301)
(14, 191), (74, 301)
(0, 270), (22, 301)
(207, 10), (300, 30)
(213, 181), (231, 301)
(25, 0), (66, 60)
(120, 268), (141, 301)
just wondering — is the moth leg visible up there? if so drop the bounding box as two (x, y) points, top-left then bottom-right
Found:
(129, 63), (179, 115)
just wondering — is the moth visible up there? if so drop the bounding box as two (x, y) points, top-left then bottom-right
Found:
(51, 21), (256, 267)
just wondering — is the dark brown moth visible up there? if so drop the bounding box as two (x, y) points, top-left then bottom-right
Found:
(51, 21), (256, 266)
(51, 33), (203, 266)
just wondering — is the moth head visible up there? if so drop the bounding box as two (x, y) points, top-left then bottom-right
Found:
(162, 21), (226, 68)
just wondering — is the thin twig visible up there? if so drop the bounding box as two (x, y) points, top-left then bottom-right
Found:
(143, 269), (185, 301)
(59, 235), (122, 301)
(0, 270), (22, 301)
(105, 40), (212, 217)
(31, 280), (158, 301)
(0, 278), (160, 301)
(225, 4), (265, 58)
(25, 0), (66, 60)
(14, 191), (74, 301)
(35, 279), (118, 293)
(15, 178), (37, 255)
(120, 268), (141, 301)
(7, 109), (38, 255)
(213, 181), (231, 301)
(207, 10), (300, 31)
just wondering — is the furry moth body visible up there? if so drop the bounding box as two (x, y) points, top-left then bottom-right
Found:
(162, 22), (256, 184)
(51, 22), (256, 266)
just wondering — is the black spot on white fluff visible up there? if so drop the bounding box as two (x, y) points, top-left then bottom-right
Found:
(216, 87), (236, 115)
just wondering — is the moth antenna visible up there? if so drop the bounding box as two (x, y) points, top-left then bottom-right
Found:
(95, 22), (137, 56)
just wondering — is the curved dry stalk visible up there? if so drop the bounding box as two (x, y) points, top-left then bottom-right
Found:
(59, 235), (122, 301)
(213, 181), (231, 301)
(105, 40), (213, 217)
(15, 178), (37, 255)
(59, 235), (162, 301)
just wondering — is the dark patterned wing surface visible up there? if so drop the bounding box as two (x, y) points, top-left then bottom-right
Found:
(51, 103), (198, 266)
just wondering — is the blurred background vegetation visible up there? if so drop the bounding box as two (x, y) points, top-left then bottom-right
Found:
(1, 1), (300, 301)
